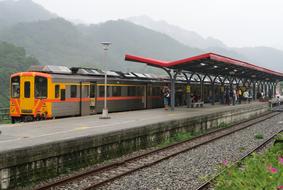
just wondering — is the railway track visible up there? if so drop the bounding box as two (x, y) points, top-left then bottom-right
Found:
(195, 128), (283, 190)
(35, 111), (280, 190)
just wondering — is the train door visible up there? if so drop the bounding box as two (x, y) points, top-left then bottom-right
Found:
(141, 85), (147, 109)
(80, 82), (93, 116)
(89, 82), (96, 114)
(20, 76), (34, 117)
(146, 84), (152, 109)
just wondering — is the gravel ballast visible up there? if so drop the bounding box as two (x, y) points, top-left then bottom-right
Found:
(97, 113), (283, 190)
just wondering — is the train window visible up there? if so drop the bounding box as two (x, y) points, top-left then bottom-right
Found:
(90, 84), (95, 98)
(24, 81), (30, 98)
(137, 86), (144, 96)
(152, 87), (161, 96)
(60, 89), (66, 101)
(11, 76), (20, 98)
(35, 76), (47, 99)
(85, 85), (90, 98)
(70, 85), (77, 98)
(127, 86), (136, 96)
(55, 85), (60, 98)
(99, 86), (110, 97)
(112, 86), (121, 96)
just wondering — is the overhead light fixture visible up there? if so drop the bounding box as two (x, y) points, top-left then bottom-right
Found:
(234, 69), (238, 72)
(200, 63), (206, 66)
(225, 67), (228, 70)
(213, 65), (218, 68)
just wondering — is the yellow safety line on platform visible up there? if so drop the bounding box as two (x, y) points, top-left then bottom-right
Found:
(74, 126), (91, 130)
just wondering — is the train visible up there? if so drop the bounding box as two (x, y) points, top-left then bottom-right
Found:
(10, 65), (222, 123)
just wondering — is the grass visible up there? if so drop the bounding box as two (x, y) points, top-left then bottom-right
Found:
(254, 133), (264, 139)
(213, 142), (283, 190)
(275, 133), (283, 141)
(218, 122), (230, 129)
(0, 119), (11, 124)
(159, 122), (230, 148)
(159, 131), (194, 147)
(239, 146), (246, 153)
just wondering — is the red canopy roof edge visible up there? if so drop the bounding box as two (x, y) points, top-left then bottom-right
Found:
(125, 54), (169, 66)
(125, 52), (283, 78)
(209, 53), (283, 77)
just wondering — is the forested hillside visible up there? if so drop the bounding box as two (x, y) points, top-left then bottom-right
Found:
(0, 18), (203, 73)
(127, 15), (283, 72)
(0, 42), (39, 107)
(0, 0), (56, 30)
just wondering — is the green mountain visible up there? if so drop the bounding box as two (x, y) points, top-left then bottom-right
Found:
(128, 15), (227, 49)
(0, 0), (56, 30)
(233, 47), (283, 72)
(128, 15), (283, 72)
(0, 18), (203, 73)
(0, 41), (39, 107)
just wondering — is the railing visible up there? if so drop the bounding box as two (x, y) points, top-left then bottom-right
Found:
(0, 108), (10, 123)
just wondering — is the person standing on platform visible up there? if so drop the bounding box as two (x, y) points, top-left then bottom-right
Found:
(243, 90), (249, 103)
(229, 88), (234, 105)
(238, 88), (242, 104)
(225, 87), (230, 105)
(236, 88), (240, 104)
(162, 86), (170, 110)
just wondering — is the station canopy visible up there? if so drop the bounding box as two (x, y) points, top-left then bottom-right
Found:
(125, 53), (283, 82)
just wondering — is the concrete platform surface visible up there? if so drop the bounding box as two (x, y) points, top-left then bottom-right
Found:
(0, 102), (267, 152)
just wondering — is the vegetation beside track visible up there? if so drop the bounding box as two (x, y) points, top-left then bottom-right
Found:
(159, 122), (230, 147)
(214, 134), (283, 190)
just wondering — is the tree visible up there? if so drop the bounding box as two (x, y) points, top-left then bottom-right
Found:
(0, 41), (39, 107)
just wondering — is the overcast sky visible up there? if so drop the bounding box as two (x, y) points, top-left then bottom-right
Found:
(33, 0), (283, 50)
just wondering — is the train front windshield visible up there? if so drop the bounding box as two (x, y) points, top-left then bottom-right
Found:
(35, 76), (48, 99)
(11, 76), (20, 98)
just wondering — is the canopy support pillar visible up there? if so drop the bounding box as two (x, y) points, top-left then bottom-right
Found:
(183, 72), (192, 108)
(211, 76), (219, 105)
(252, 81), (256, 101)
(273, 82), (277, 97)
(163, 68), (178, 111)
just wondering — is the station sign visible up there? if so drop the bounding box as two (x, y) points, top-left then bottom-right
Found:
(186, 85), (191, 93)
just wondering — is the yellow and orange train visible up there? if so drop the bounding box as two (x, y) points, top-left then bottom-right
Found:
(10, 65), (218, 123)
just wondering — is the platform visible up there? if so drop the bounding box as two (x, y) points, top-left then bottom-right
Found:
(0, 102), (267, 152)
(0, 102), (270, 189)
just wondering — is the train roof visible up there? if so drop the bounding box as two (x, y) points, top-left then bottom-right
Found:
(26, 65), (220, 84)
(28, 65), (72, 74)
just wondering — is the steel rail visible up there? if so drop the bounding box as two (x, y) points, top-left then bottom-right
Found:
(35, 111), (280, 190)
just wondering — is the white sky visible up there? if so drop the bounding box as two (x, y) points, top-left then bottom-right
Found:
(33, 0), (283, 50)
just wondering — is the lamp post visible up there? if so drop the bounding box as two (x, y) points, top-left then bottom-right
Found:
(100, 42), (111, 119)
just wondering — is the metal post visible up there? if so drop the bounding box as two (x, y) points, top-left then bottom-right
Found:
(273, 83), (276, 97)
(171, 76), (175, 111)
(162, 68), (175, 111)
(183, 73), (191, 108)
(263, 82), (267, 99)
(212, 83), (215, 105)
(104, 69), (107, 109)
(252, 81), (256, 101)
(274, 83), (276, 96)
(100, 42), (111, 119)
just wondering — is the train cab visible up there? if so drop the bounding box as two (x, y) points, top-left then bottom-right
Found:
(10, 72), (51, 123)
